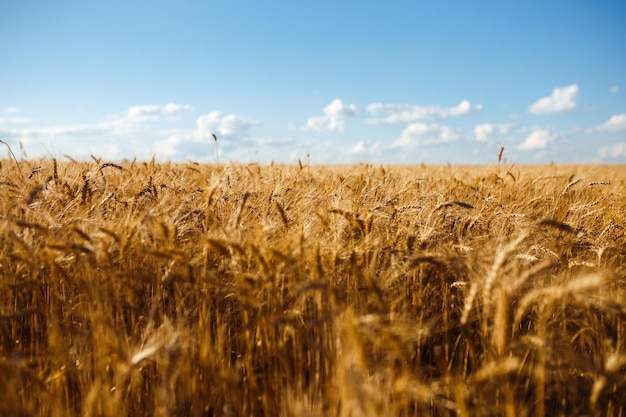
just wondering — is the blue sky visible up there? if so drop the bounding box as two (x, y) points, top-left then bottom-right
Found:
(1, 1), (625, 164)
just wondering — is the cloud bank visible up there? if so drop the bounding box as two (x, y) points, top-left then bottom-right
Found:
(519, 129), (554, 150)
(598, 114), (626, 132)
(196, 111), (260, 138)
(598, 143), (626, 159)
(303, 99), (358, 132)
(474, 123), (512, 142)
(127, 103), (193, 122)
(393, 123), (459, 148)
(366, 100), (482, 124)
(2, 89), (623, 164)
(528, 84), (579, 115)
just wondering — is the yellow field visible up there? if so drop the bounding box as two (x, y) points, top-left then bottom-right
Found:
(1, 158), (625, 416)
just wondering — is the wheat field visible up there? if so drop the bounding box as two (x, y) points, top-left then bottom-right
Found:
(0, 157), (624, 417)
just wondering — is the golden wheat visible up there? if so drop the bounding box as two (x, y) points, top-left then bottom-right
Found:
(0, 159), (624, 416)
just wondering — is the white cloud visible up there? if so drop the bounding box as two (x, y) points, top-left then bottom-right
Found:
(163, 103), (193, 114)
(473, 123), (512, 142)
(154, 135), (183, 158)
(528, 84), (579, 115)
(127, 105), (161, 121)
(0, 123), (103, 137)
(196, 111), (260, 138)
(153, 111), (262, 160)
(610, 85), (619, 94)
(127, 103), (193, 122)
(347, 140), (386, 159)
(0, 104), (307, 163)
(3, 107), (21, 114)
(0, 103), (194, 138)
(350, 141), (366, 153)
(0, 103), (198, 161)
(474, 124), (493, 142)
(393, 123), (458, 148)
(250, 137), (293, 145)
(322, 99), (358, 119)
(303, 99), (358, 132)
(598, 114), (626, 132)
(598, 143), (626, 159)
(0, 117), (32, 124)
(518, 129), (554, 150)
(366, 100), (482, 124)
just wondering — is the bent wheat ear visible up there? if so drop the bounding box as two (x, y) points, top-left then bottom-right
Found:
(538, 218), (577, 234)
(0, 139), (24, 182)
(25, 185), (44, 205)
(212, 133), (219, 165)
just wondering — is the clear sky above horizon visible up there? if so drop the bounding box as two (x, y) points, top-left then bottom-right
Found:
(1, 0), (625, 164)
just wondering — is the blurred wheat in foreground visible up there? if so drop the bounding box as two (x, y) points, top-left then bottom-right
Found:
(0, 159), (624, 417)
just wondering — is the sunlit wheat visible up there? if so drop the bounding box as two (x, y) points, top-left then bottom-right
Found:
(0, 156), (624, 416)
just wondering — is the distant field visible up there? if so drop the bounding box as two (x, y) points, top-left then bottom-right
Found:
(1, 159), (624, 417)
